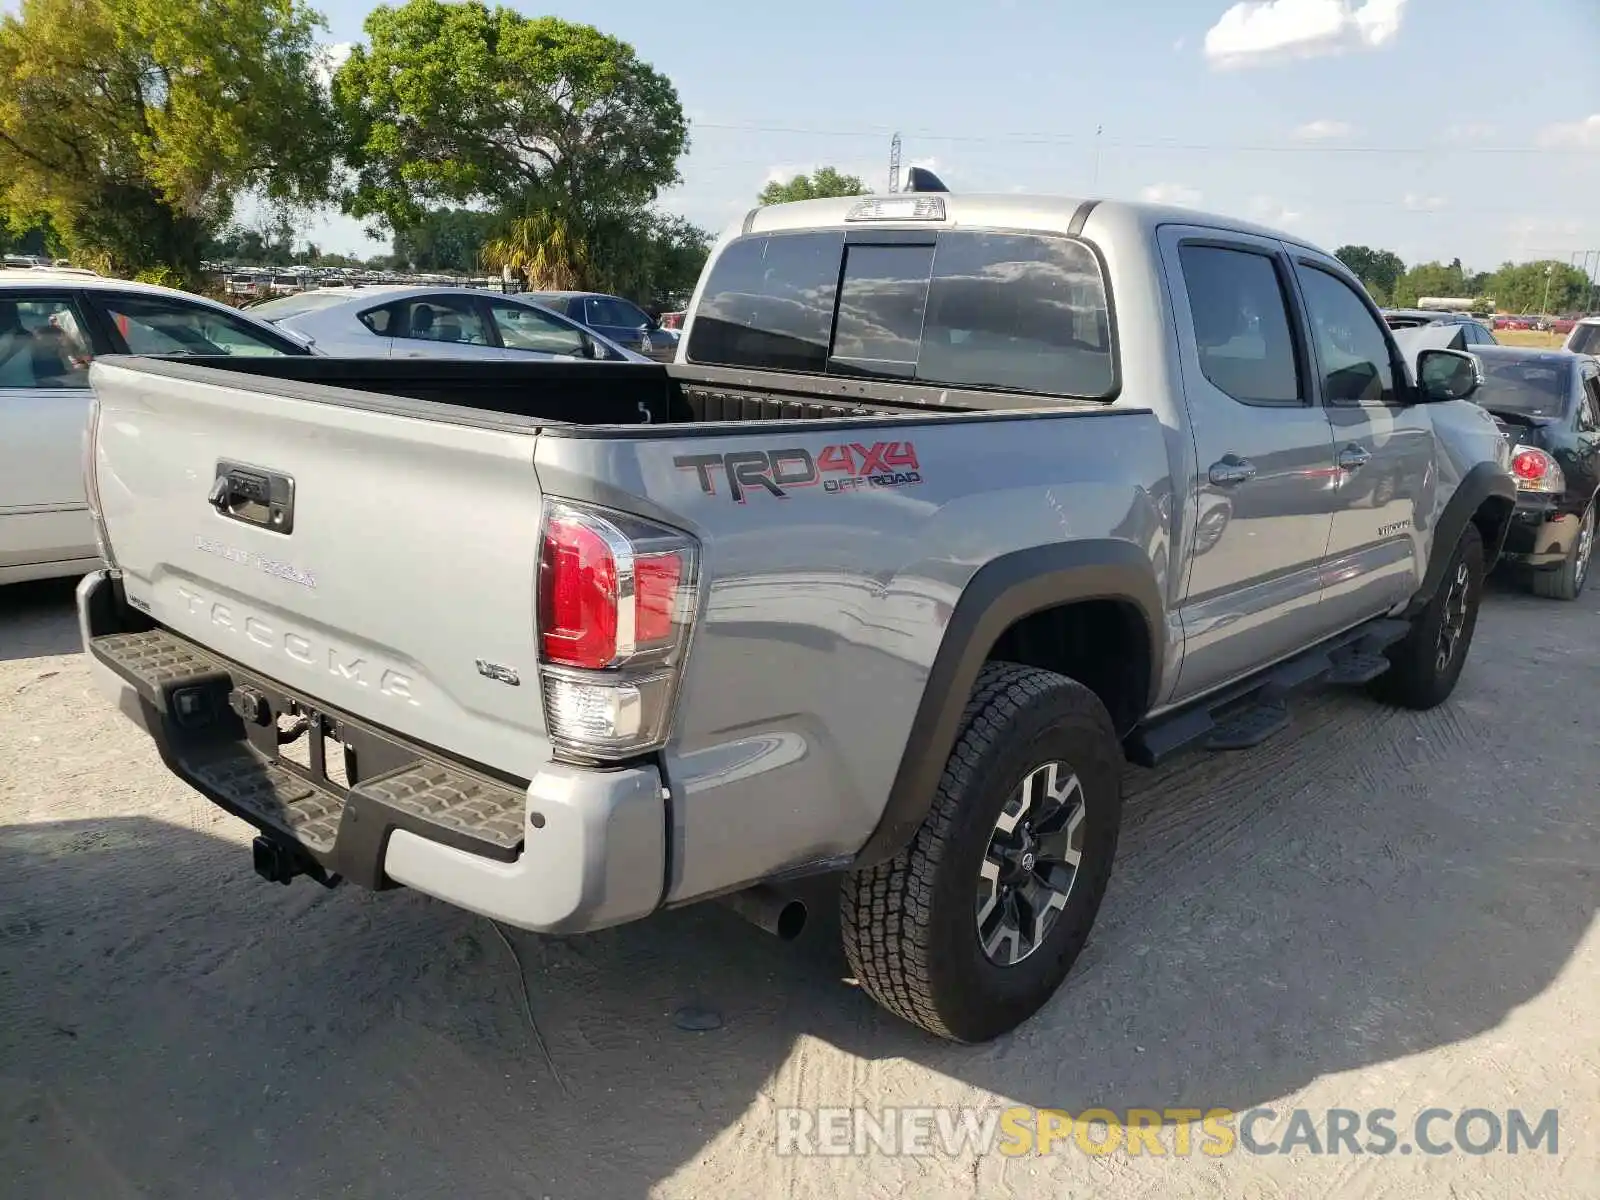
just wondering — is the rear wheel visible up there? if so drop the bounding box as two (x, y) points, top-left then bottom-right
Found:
(1529, 503), (1594, 601)
(840, 662), (1123, 1043)
(1370, 522), (1483, 710)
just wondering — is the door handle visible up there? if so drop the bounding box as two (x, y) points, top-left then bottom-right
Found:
(1337, 444), (1371, 471)
(1208, 455), (1257, 487)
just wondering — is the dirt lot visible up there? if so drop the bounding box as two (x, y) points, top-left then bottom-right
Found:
(1, 575), (1596, 1199)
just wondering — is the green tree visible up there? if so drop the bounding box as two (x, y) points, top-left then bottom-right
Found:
(334, 0), (686, 247)
(588, 212), (711, 310)
(1481, 261), (1590, 314)
(0, 0), (339, 281)
(1334, 245), (1405, 304)
(0, 213), (64, 260)
(1391, 261), (1470, 308)
(392, 208), (499, 274)
(758, 167), (868, 206)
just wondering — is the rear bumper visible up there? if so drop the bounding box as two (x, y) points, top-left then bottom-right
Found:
(77, 570), (666, 934)
(1499, 497), (1580, 568)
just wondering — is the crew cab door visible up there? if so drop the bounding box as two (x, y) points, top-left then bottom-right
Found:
(1159, 227), (1340, 702)
(1288, 251), (1434, 630)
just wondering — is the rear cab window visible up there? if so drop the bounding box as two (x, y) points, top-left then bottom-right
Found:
(686, 228), (1116, 400)
(1479, 359), (1574, 420)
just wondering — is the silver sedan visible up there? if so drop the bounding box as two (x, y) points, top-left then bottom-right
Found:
(246, 285), (650, 363)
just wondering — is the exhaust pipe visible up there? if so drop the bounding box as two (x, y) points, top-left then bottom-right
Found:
(718, 885), (808, 941)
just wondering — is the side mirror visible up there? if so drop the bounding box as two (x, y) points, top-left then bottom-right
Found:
(1416, 348), (1482, 402)
(578, 334), (597, 360)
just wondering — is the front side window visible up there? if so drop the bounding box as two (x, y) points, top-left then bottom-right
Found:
(1295, 265), (1397, 405)
(488, 300), (592, 356)
(0, 295), (95, 388)
(1178, 244), (1302, 406)
(101, 295), (295, 358)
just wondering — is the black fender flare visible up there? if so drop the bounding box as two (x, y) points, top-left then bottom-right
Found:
(852, 539), (1164, 867)
(1407, 460), (1516, 615)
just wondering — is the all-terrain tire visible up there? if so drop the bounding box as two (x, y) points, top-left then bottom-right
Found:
(1529, 501), (1594, 601)
(1369, 522), (1484, 710)
(840, 662), (1123, 1043)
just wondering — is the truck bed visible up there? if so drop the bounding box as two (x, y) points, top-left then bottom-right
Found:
(129, 354), (1092, 433)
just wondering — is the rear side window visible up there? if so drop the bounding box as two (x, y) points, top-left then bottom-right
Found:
(1569, 323), (1600, 356)
(359, 305), (396, 335)
(688, 229), (1116, 399)
(1178, 244), (1302, 406)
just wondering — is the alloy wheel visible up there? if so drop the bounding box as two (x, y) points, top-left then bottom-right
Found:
(976, 761), (1086, 967)
(1435, 559), (1472, 674)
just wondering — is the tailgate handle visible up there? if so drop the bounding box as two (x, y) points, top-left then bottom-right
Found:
(210, 461), (295, 534)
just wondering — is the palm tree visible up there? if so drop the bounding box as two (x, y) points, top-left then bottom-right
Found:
(479, 207), (590, 291)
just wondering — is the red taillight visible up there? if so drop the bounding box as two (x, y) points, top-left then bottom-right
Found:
(635, 552), (685, 644)
(1509, 444), (1566, 494)
(536, 501), (700, 762)
(539, 514), (619, 668)
(538, 504), (695, 667)
(1511, 450), (1548, 481)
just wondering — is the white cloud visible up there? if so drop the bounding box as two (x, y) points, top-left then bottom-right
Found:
(1247, 195), (1305, 228)
(1403, 193), (1446, 212)
(1204, 0), (1406, 69)
(1173, 35), (1187, 51)
(1536, 114), (1600, 148)
(1444, 122), (1497, 143)
(1141, 182), (1204, 207)
(1293, 118), (1356, 141)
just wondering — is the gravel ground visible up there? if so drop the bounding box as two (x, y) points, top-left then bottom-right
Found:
(1, 574), (1596, 1199)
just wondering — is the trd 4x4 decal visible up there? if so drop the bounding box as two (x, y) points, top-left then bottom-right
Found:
(675, 441), (922, 503)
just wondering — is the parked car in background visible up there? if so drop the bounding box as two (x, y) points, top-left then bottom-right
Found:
(1381, 309), (1499, 346)
(248, 285), (647, 363)
(1472, 346), (1600, 599)
(0, 271), (310, 585)
(1564, 317), (1600, 357)
(523, 290), (678, 361)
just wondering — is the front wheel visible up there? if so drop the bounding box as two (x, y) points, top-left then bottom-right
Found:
(840, 662), (1123, 1043)
(1370, 522), (1484, 710)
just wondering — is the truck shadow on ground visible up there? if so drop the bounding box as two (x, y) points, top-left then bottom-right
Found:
(0, 577), (83, 662)
(1, 586), (1595, 1198)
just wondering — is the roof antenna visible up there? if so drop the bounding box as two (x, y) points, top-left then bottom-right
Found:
(904, 166), (949, 194)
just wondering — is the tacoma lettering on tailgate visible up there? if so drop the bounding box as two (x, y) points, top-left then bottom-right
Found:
(674, 441), (922, 503)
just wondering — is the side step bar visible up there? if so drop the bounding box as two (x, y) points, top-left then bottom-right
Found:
(1125, 618), (1411, 768)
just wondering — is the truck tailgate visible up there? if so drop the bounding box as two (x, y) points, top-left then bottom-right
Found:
(89, 359), (553, 779)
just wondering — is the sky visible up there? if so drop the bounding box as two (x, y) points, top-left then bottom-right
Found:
(270, 0), (1599, 273)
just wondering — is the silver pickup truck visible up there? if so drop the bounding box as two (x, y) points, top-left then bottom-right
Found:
(78, 193), (1514, 1043)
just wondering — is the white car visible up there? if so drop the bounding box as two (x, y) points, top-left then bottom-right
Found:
(245, 285), (649, 363)
(1564, 317), (1600, 357)
(0, 269), (311, 585)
